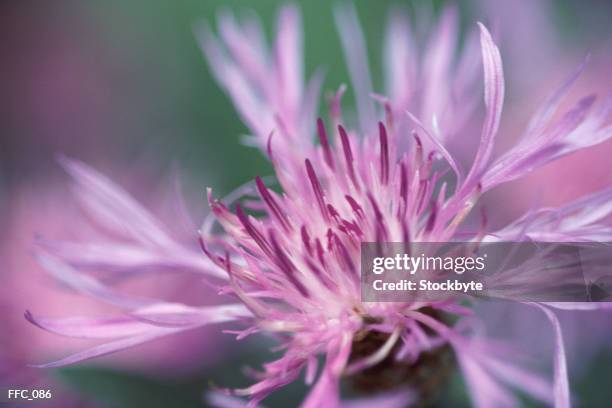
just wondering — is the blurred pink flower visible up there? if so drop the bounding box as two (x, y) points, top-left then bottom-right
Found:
(24, 4), (612, 408)
(1, 166), (226, 403)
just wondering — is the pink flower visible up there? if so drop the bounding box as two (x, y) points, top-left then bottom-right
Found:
(1, 166), (230, 404)
(28, 4), (611, 407)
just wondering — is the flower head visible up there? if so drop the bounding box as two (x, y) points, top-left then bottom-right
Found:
(28, 3), (612, 407)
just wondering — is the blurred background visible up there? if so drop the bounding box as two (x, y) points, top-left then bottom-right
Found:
(1, 0), (611, 406)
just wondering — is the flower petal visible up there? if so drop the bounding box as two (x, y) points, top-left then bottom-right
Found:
(24, 311), (152, 339)
(334, 3), (375, 134)
(462, 23), (505, 190)
(29, 303), (250, 368)
(532, 304), (570, 408)
(30, 329), (181, 368)
(301, 332), (352, 408)
(36, 253), (152, 309)
(59, 157), (174, 248)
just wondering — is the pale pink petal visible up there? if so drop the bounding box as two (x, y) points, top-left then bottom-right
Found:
(457, 351), (518, 408)
(31, 329), (183, 368)
(37, 238), (221, 278)
(29, 303), (249, 368)
(24, 311), (153, 339)
(131, 302), (251, 327)
(301, 333), (352, 408)
(36, 254), (152, 309)
(59, 157), (174, 248)
(492, 188), (612, 241)
(274, 4), (303, 114)
(525, 55), (589, 136)
(532, 304), (570, 408)
(334, 3), (376, 133)
(421, 6), (458, 133)
(462, 23), (505, 189)
(383, 10), (415, 110)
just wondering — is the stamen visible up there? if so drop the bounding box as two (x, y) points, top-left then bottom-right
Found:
(338, 125), (360, 190)
(301, 225), (313, 256)
(198, 234), (226, 270)
(255, 176), (290, 231)
(305, 159), (329, 222)
(342, 220), (362, 237)
(399, 161), (408, 203)
(327, 203), (341, 222)
(333, 233), (356, 275)
(317, 118), (335, 169)
(269, 231), (309, 297)
(401, 219), (411, 251)
(305, 258), (334, 290)
(345, 195), (364, 220)
(266, 131), (275, 161)
(425, 201), (438, 232)
(397, 161), (409, 219)
(328, 84), (346, 122)
(379, 122), (389, 185)
(412, 131), (423, 169)
(425, 202), (438, 233)
(235, 203), (273, 258)
(368, 193), (388, 241)
(315, 238), (326, 268)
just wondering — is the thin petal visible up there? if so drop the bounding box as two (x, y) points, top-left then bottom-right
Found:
(131, 302), (251, 327)
(36, 254), (152, 309)
(532, 304), (570, 408)
(525, 55), (589, 136)
(334, 3), (375, 133)
(301, 333), (352, 408)
(30, 303), (250, 368)
(25, 311), (152, 339)
(30, 329), (181, 368)
(59, 157), (174, 248)
(421, 6), (458, 133)
(463, 23), (505, 188)
(275, 4), (303, 112)
(542, 302), (612, 311)
(383, 9), (415, 109)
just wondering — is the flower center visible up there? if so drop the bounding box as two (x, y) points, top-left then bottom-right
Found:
(346, 315), (455, 403)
